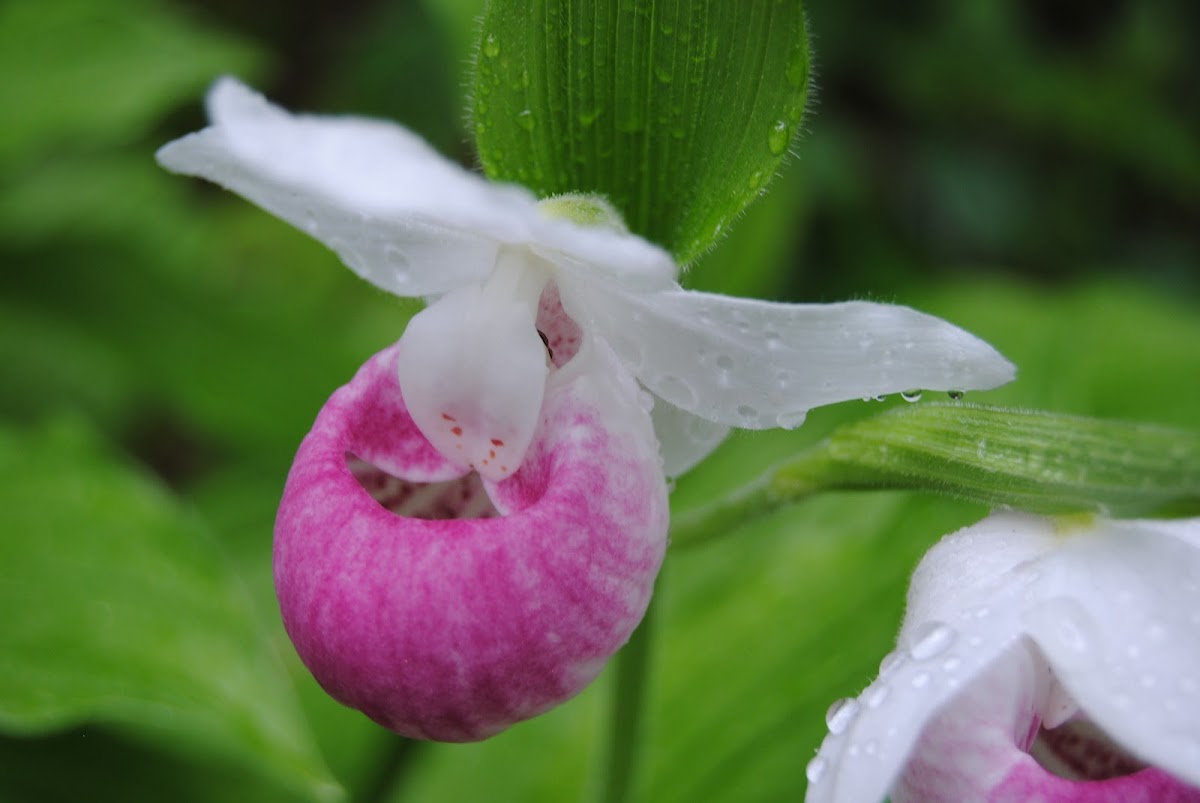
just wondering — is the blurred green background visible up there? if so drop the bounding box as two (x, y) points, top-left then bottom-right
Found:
(1, 0), (1196, 801)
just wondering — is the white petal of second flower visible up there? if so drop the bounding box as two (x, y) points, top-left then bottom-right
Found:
(1022, 518), (1200, 787)
(156, 77), (538, 296)
(805, 568), (1028, 803)
(566, 280), (1016, 428)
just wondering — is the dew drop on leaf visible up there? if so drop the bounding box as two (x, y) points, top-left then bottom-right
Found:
(767, 119), (790, 156)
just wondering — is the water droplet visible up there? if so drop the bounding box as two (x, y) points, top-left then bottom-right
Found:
(900, 389), (923, 403)
(578, 109), (601, 127)
(825, 697), (859, 734)
(515, 109), (535, 131)
(805, 755), (827, 784)
(947, 390), (965, 401)
(736, 404), (759, 421)
(911, 672), (931, 689)
(767, 120), (790, 156)
(873, 394), (887, 403)
(942, 656), (962, 673)
(908, 622), (956, 661)
(863, 740), (878, 757)
(656, 375), (698, 409)
(749, 170), (765, 190)
(609, 334), (644, 371)
(655, 66), (672, 83)
(483, 33), (500, 58)
(879, 650), (904, 676)
(864, 682), (890, 708)
(383, 244), (408, 269)
(777, 411), (807, 429)
(715, 355), (734, 371)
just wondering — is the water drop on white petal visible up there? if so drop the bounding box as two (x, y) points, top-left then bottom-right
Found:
(864, 682), (890, 708)
(776, 410), (807, 429)
(805, 755), (827, 784)
(879, 650), (905, 676)
(908, 621), (956, 661)
(656, 375), (698, 409)
(825, 697), (860, 735)
(911, 672), (931, 689)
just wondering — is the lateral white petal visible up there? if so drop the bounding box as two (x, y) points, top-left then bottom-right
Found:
(1022, 518), (1200, 787)
(567, 279), (1016, 428)
(395, 284), (549, 482)
(647, 398), (729, 477)
(156, 77), (534, 296)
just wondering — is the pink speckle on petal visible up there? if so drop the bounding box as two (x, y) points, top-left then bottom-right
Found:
(274, 343), (668, 742)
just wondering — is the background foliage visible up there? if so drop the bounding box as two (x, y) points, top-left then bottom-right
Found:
(0, 0), (1196, 801)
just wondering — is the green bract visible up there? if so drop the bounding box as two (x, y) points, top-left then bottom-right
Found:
(473, 0), (811, 264)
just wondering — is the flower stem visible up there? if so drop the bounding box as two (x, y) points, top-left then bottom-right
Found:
(599, 584), (659, 803)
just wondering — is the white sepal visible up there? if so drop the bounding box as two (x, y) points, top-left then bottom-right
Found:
(156, 77), (534, 296)
(563, 278), (1016, 428)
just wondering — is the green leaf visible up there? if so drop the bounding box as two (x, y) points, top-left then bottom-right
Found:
(0, 0), (262, 169)
(0, 420), (340, 803)
(473, 0), (811, 264)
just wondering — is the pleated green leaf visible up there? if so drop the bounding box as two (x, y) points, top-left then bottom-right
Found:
(0, 421), (340, 803)
(473, 0), (811, 264)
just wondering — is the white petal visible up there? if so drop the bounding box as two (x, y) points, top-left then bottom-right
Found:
(890, 642), (1048, 803)
(1022, 518), (1200, 786)
(560, 278), (1016, 429)
(157, 77), (537, 296)
(901, 512), (1058, 642)
(647, 398), (730, 477)
(394, 282), (549, 482)
(806, 581), (1028, 803)
(532, 222), (678, 292)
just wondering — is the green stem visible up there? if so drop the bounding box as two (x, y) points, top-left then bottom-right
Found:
(357, 736), (419, 803)
(600, 585), (659, 803)
(669, 450), (836, 548)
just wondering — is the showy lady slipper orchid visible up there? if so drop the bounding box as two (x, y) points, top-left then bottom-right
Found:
(156, 77), (1014, 740)
(806, 511), (1200, 803)
(157, 78), (1015, 477)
